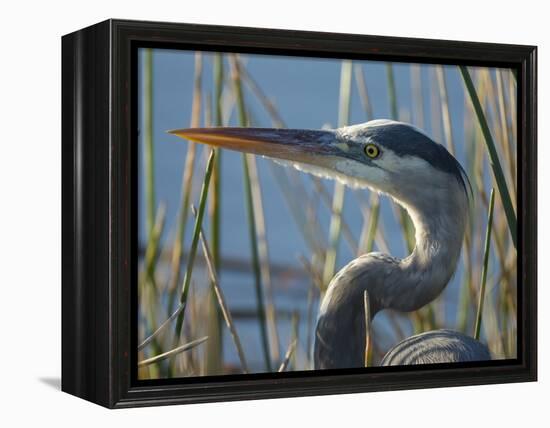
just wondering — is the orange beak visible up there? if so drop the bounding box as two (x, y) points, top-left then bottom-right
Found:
(168, 127), (341, 166)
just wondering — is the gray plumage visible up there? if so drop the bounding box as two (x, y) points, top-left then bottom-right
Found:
(381, 329), (492, 365)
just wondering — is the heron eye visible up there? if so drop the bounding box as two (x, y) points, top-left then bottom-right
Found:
(364, 143), (380, 159)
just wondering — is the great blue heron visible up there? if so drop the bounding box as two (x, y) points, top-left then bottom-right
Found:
(170, 120), (491, 369)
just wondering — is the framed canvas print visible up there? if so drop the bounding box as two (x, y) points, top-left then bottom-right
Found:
(61, 19), (537, 408)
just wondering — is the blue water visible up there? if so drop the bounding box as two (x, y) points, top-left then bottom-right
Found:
(137, 49), (510, 369)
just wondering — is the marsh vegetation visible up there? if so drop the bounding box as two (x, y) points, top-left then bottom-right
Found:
(137, 49), (517, 379)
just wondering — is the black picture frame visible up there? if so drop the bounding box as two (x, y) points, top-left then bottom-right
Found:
(61, 19), (537, 408)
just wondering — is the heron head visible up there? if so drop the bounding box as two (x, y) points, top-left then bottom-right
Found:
(169, 120), (470, 208)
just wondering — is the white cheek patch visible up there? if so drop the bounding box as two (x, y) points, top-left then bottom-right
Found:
(334, 159), (389, 192)
(272, 157), (389, 193)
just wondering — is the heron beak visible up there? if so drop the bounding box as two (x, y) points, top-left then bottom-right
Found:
(168, 127), (341, 166)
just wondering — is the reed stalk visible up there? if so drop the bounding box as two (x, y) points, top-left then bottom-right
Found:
(508, 71), (517, 158)
(474, 188), (495, 340)
(143, 203), (166, 287)
(240, 64), (285, 128)
(278, 339), (297, 372)
(290, 311), (300, 370)
(456, 101), (477, 333)
(168, 52), (202, 312)
(238, 60), (331, 263)
(248, 157), (281, 362)
(312, 178), (359, 254)
(138, 337), (208, 368)
(435, 66), (456, 155)
(174, 150), (216, 339)
(354, 64), (373, 120)
(363, 290), (372, 367)
(230, 55), (272, 371)
(143, 48), (155, 240)
(429, 67), (444, 144)
(140, 204), (166, 362)
(495, 69), (517, 201)
(305, 281), (317, 368)
(205, 53), (225, 375)
(211, 53), (224, 265)
(460, 66), (516, 249)
(386, 63), (399, 120)
(410, 64), (425, 129)
(322, 60), (352, 288)
(138, 303), (185, 351)
(268, 163), (325, 254)
(140, 50), (163, 372)
(227, 61), (282, 359)
(481, 70), (517, 215)
(191, 206), (250, 373)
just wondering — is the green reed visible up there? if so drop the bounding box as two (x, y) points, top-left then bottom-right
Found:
(193, 205), (250, 373)
(230, 55), (272, 371)
(174, 150), (216, 340)
(474, 188), (495, 340)
(205, 53), (225, 375)
(143, 48), (155, 240)
(460, 66), (516, 249)
(322, 60), (352, 289)
(168, 52), (202, 314)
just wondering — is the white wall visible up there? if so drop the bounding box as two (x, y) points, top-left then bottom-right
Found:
(0, 0), (546, 426)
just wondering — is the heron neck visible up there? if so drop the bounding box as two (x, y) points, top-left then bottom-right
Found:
(381, 192), (467, 313)
(316, 187), (468, 317)
(314, 184), (467, 369)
